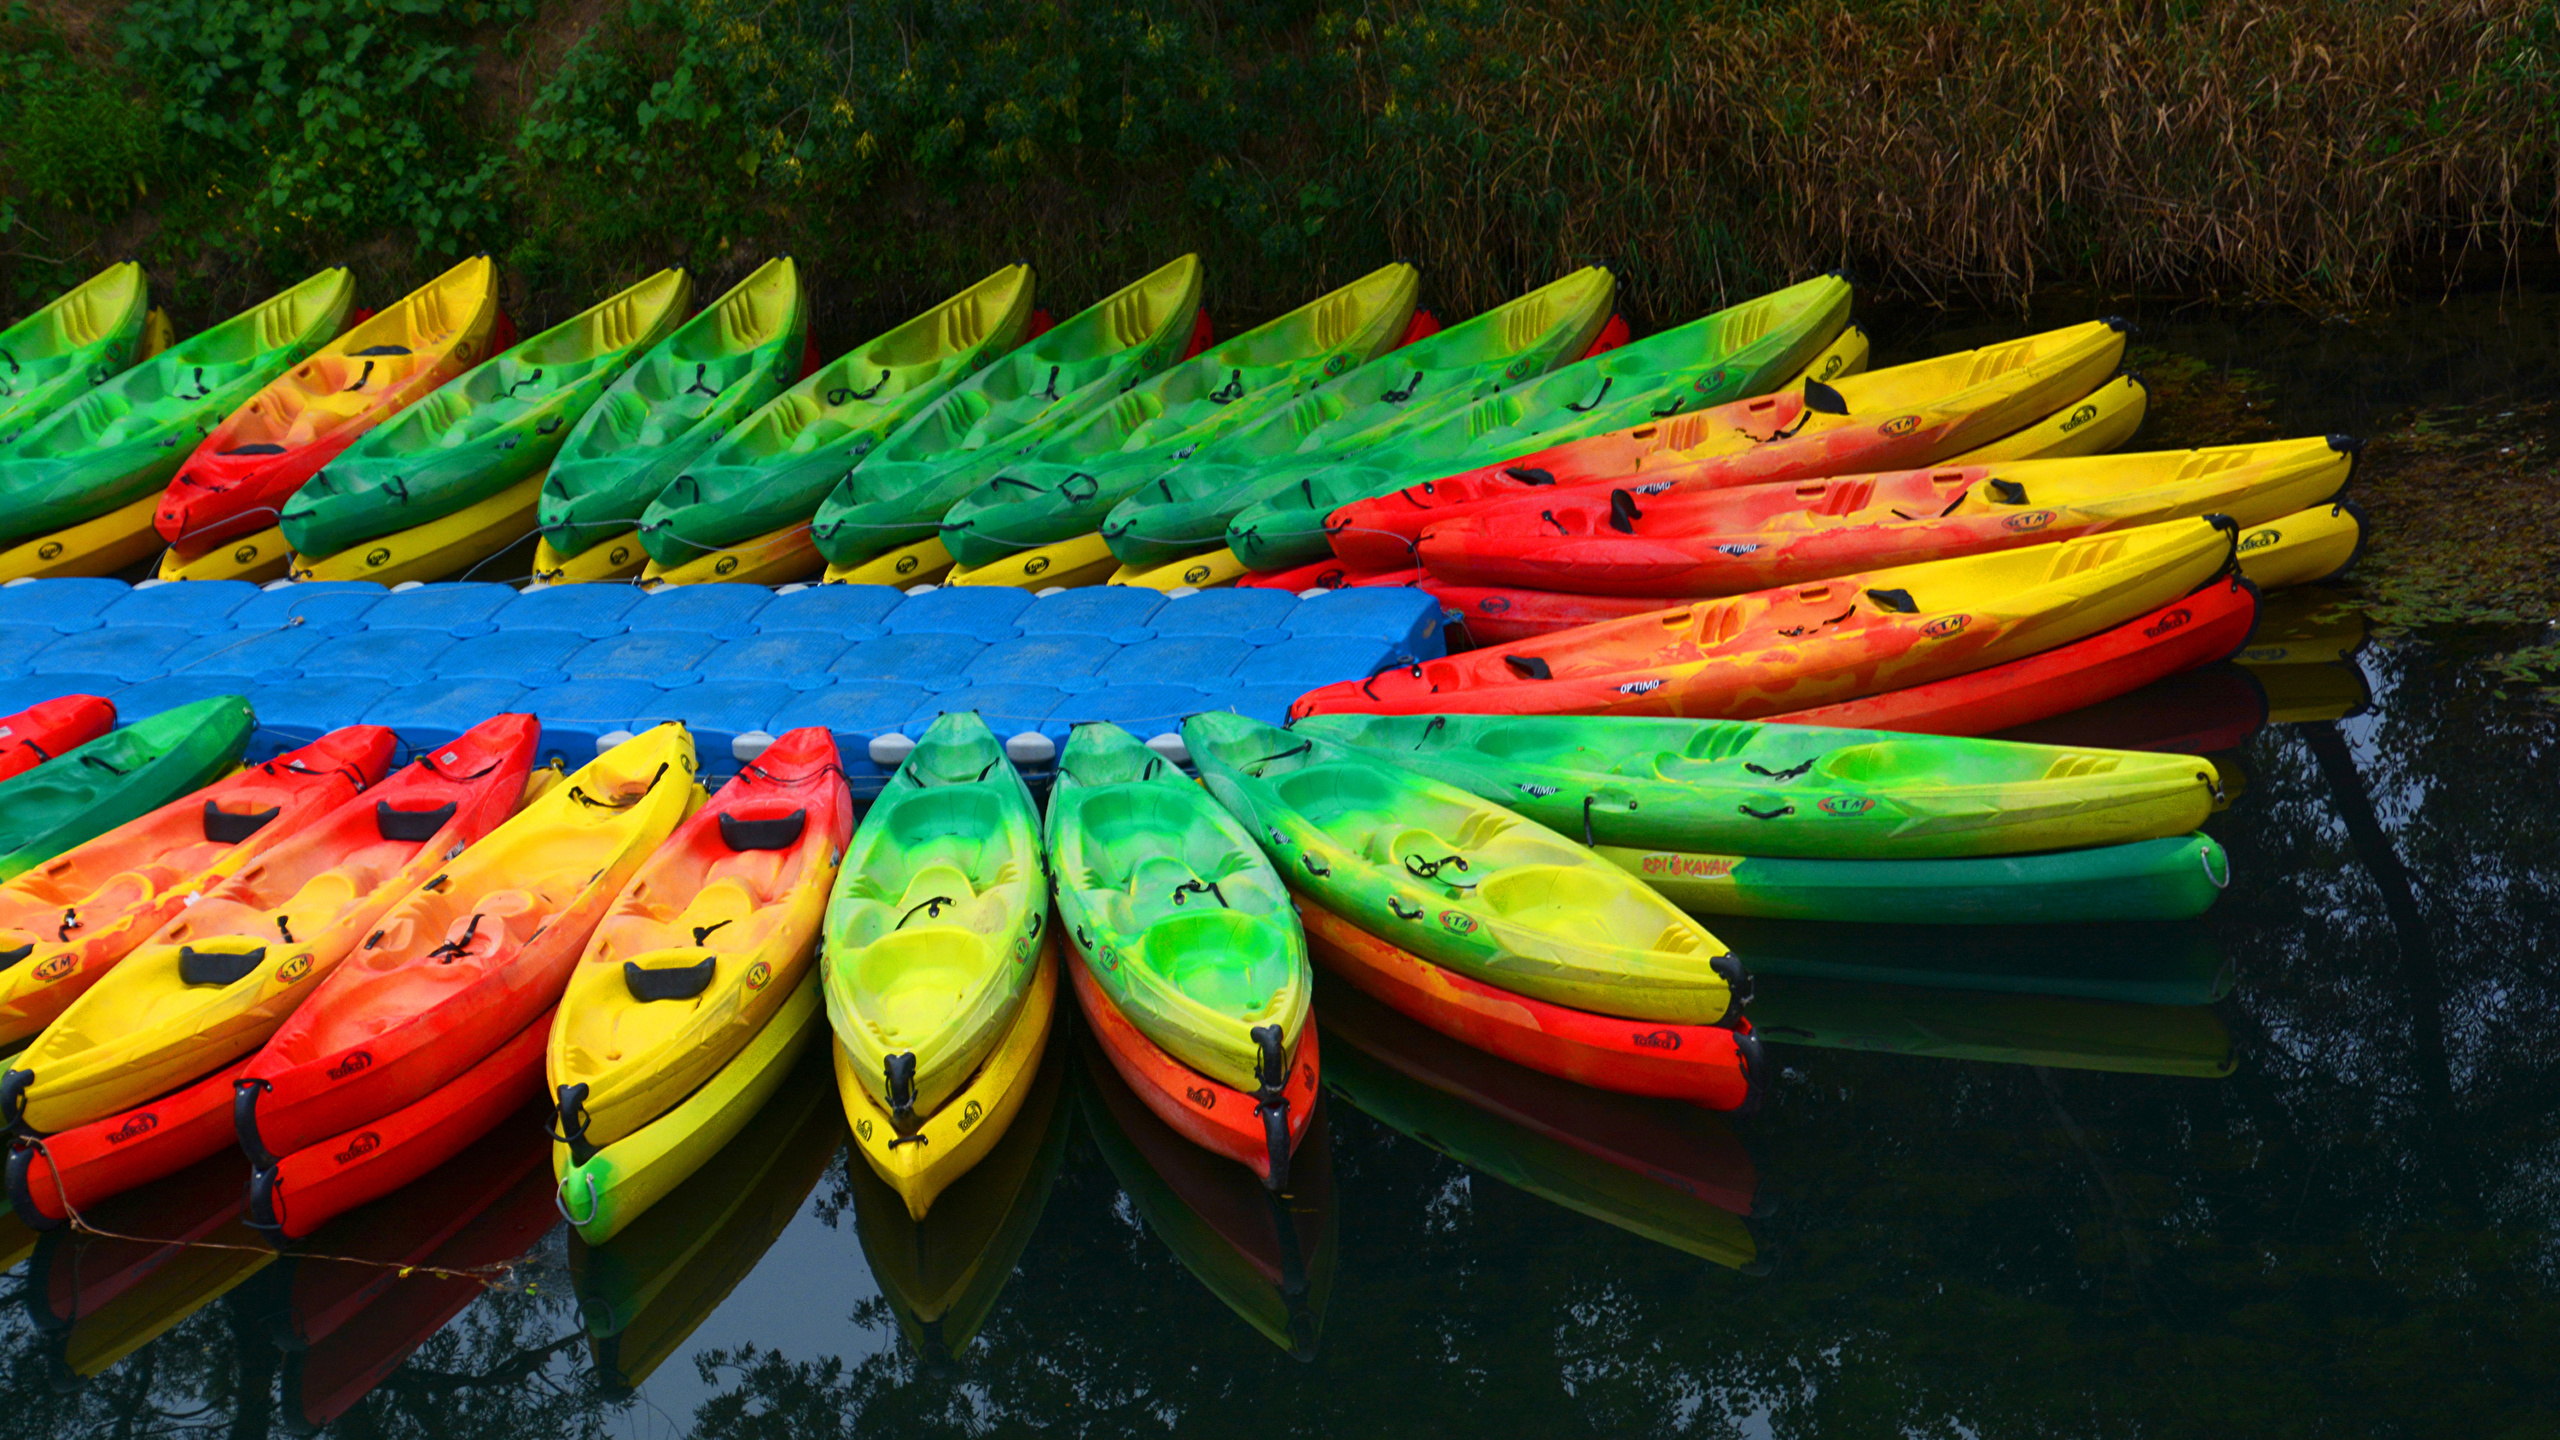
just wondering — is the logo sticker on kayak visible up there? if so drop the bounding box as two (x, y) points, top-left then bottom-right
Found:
(1631, 1029), (1683, 1050)
(2240, 528), (2280, 552)
(1325, 353), (1357, 377)
(37, 541), (61, 561)
(856, 1118), (874, 1142)
(1818, 796), (1876, 815)
(715, 556), (739, 576)
(958, 1099), (984, 1132)
(1715, 542), (1761, 556)
(1024, 556), (1051, 577)
(2143, 607), (2193, 638)
(1439, 911), (1478, 935)
(1881, 415), (1922, 437)
(279, 954), (311, 983)
(107, 1112), (159, 1144)
(327, 1050), (372, 1081)
(334, 1131), (380, 1165)
(34, 954), (73, 982)
(1922, 614), (1971, 638)
(366, 547), (392, 568)
(744, 960), (772, 991)
(2061, 403), (2100, 432)
(609, 545), (632, 566)
(1638, 853), (1735, 880)
(1479, 596), (1511, 614)
(1184, 564), (1213, 585)
(1617, 679), (1665, 695)
(1017, 934), (1038, 964)
(1186, 1086), (1217, 1110)
(2002, 511), (2055, 533)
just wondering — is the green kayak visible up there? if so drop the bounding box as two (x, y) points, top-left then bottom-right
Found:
(823, 712), (1045, 1125)
(1323, 1023), (1757, 1268)
(1183, 712), (1742, 1025)
(0, 263), (150, 446)
(1076, 1026), (1336, 1359)
(1101, 267), (1617, 570)
(570, 1052), (840, 1394)
(637, 265), (1035, 567)
(936, 262), (1419, 568)
(808, 255), (1203, 570)
(1748, 974), (2235, 1078)
(1226, 272), (1854, 569)
(1048, 722), (1310, 1092)
(535, 257), (807, 559)
(0, 695), (253, 882)
(0, 269), (352, 549)
(282, 268), (688, 557)
(1600, 833), (2230, 924)
(1291, 713), (2219, 859)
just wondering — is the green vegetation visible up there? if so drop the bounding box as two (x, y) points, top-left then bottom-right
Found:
(3, 0), (2555, 331)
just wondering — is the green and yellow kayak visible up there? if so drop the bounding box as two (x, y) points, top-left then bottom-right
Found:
(0, 262), (150, 444)
(1049, 722), (1311, 1091)
(1098, 267), (1617, 570)
(281, 268), (688, 559)
(637, 265), (1036, 572)
(533, 257), (806, 575)
(1183, 712), (1742, 1025)
(1292, 713), (2219, 859)
(809, 255), (1204, 575)
(935, 261), (1419, 569)
(824, 711), (1048, 1216)
(1223, 273), (1854, 570)
(0, 269), (352, 557)
(0, 695), (253, 883)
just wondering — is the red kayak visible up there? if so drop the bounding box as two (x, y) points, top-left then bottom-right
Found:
(9, 1058), (250, 1228)
(1770, 575), (2259, 736)
(1068, 946), (1320, 1188)
(0, 696), (114, 782)
(1324, 319), (2129, 570)
(1317, 976), (1759, 1216)
(247, 1008), (550, 1238)
(1299, 902), (1756, 1111)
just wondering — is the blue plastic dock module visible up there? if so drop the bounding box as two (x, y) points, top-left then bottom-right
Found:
(6, 577), (1441, 767)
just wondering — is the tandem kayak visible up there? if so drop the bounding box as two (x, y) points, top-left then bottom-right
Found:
(1184, 712), (1745, 1025)
(1291, 712), (2220, 859)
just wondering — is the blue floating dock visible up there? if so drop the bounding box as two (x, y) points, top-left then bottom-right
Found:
(1, 577), (1444, 781)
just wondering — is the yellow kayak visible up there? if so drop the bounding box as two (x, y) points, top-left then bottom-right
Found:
(0, 261), (150, 442)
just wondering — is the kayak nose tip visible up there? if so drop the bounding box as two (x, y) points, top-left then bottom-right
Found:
(0, 1069), (30, 1132)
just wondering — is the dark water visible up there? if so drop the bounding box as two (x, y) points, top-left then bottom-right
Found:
(6, 297), (2556, 1440)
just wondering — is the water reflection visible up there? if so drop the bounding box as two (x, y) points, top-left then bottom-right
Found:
(7, 602), (2559, 1434)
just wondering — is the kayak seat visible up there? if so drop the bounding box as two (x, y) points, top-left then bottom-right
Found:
(623, 954), (716, 1002)
(178, 944), (267, 988)
(720, 808), (808, 852)
(1474, 864), (1712, 955)
(1151, 908), (1295, 1017)
(853, 927), (997, 1047)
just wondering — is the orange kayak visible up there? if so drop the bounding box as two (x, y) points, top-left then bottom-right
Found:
(1291, 517), (2235, 721)
(1326, 319), (2127, 570)
(0, 696), (114, 782)
(0, 725), (395, 1050)
(154, 256), (503, 550)
(1, 714), (538, 1137)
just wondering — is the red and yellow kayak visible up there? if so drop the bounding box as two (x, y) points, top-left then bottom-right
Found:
(0, 695), (114, 782)
(1417, 436), (2353, 596)
(0, 726), (395, 1050)
(1326, 319), (2128, 570)
(1292, 516), (2236, 721)
(1068, 949), (1320, 1188)
(154, 256), (502, 551)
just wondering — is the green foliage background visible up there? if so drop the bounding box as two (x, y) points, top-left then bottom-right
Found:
(2, 0), (2556, 337)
